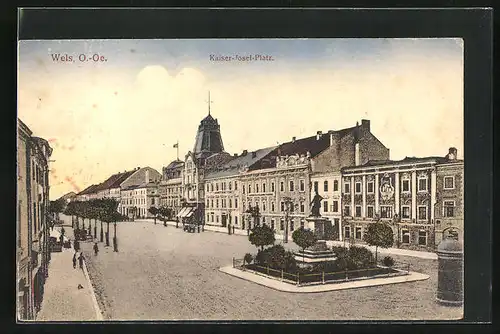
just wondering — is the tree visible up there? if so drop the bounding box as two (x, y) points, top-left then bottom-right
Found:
(48, 199), (65, 222)
(158, 206), (172, 226)
(148, 207), (159, 224)
(292, 227), (317, 263)
(245, 205), (261, 229)
(248, 223), (275, 251)
(363, 222), (394, 263)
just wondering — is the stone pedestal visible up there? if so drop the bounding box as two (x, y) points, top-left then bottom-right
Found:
(305, 216), (329, 240)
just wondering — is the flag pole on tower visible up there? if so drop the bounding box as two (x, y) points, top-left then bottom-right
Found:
(173, 141), (179, 160)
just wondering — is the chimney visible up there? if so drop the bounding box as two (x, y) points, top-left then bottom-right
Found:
(242, 150), (248, 156)
(145, 169), (150, 183)
(447, 147), (458, 160)
(233, 153), (238, 157)
(361, 119), (370, 131)
(292, 136), (296, 143)
(252, 151), (257, 158)
(316, 131), (322, 140)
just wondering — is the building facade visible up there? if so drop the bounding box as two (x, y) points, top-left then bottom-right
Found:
(160, 160), (184, 216)
(119, 167), (161, 218)
(434, 149), (464, 244)
(17, 119), (52, 320)
(340, 148), (463, 251)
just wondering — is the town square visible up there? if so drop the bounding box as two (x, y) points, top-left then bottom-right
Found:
(17, 38), (464, 321)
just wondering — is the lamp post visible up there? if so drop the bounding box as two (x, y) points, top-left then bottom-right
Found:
(113, 221), (118, 252)
(282, 197), (297, 244)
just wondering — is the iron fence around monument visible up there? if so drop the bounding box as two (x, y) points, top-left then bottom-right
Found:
(233, 258), (411, 287)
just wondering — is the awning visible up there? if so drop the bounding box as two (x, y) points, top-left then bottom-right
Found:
(185, 209), (195, 218)
(176, 207), (189, 218)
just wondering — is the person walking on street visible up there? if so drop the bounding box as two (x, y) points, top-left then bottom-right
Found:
(72, 252), (77, 269)
(78, 253), (85, 270)
(93, 243), (99, 256)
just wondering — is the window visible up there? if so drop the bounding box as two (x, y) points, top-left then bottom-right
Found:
(248, 184), (251, 194)
(444, 176), (455, 189)
(280, 219), (284, 230)
(229, 199), (232, 208)
(229, 182), (232, 191)
(418, 206), (427, 220)
(216, 183), (219, 191)
(216, 199), (219, 208)
(280, 182), (284, 192)
(235, 199), (238, 209)
(216, 215), (219, 223)
(367, 206), (374, 218)
(418, 231), (427, 245)
(401, 229), (410, 243)
(271, 219), (275, 230)
(444, 201), (455, 217)
(271, 182), (275, 192)
(333, 180), (339, 191)
(344, 205), (350, 216)
(211, 199), (214, 208)
(323, 201), (328, 212)
(234, 181), (238, 190)
(290, 203), (294, 212)
(290, 220), (295, 231)
(332, 201), (339, 212)
(242, 184), (245, 194)
(262, 183), (266, 193)
(355, 182), (362, 194)
(324, 181), (328, 192)
(300, 179), (305, 191)
(402, 179), (410, 192)
(151, 198), (155, 205)
(344, 183), (350, 194)
(289, 180), (294, 192)
(380, 206), (393, 218)
(300, 219), (305, 228)
(367, 181), (374, 193)
(314, 181), (318, 193)
(402, 206), (410, 219)
(271, 202), (275, 212)
(255, 184), (259, 193)
(235, 216), (238, 225)
(206, 184), (209, 192)
(355, 227), (362, 239)
(418, 178), (428, 192)
(300, 202), (305, 213)
(344, 226), (351, 239)
(262, 217), (266, 224)
(281, 202), (285, 212)
(262, 201), (266, 212)
(355, 206), (362, 217)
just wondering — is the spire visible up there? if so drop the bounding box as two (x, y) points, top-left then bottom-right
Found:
(206, 91), (213, 116)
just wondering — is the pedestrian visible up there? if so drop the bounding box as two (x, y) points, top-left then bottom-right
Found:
(72, 252), (77, 269)
(232, 225), (235, 235)
(93, 243), (99, 256)
(78, 253), (85, 270)
(59, 234), (64, 245)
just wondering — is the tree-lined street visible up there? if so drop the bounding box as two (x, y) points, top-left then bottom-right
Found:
(70, 215), (463, 321)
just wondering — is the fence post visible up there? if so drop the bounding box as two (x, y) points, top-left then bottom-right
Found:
(345, 269), (349, 281)
(322, 271), (325, 284)
(281, 269), (284, 282)
(296, 273), (300, 286)
(232, 257), (234, 268)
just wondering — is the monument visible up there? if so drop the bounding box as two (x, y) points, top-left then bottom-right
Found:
(294, 191), (337, 265)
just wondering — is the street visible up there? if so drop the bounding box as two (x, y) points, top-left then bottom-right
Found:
(71, 216), (463, 321)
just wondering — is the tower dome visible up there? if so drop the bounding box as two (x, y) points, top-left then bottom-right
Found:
(193, 92), (225, 154)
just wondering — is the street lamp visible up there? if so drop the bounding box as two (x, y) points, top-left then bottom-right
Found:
(282, 196), (298, 244)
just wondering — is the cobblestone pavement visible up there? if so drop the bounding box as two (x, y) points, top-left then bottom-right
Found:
(36, 226), (97, 321)
(79, 219), (463, 321)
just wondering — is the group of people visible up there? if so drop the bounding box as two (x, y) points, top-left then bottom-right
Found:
(72, 242), (100, 269)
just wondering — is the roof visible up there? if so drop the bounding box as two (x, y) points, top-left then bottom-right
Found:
(164, 159), (185, 170)
(205, 146), (277, 179)
(77, 184), (99, 195)
(108, 170), (135, 188)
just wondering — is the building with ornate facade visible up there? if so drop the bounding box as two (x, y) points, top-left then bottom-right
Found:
(17, 119), (53, 320)
(341, 147), (463, 251)
(159, 160), (184, 216)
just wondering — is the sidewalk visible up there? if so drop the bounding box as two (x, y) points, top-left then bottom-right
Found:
(36, 227), (102, 321)
(135, 218), (437, 260)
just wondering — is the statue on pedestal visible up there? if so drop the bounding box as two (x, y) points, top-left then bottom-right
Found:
(309, 190), (324, 217)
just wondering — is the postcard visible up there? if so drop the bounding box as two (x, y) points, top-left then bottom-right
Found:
(17, 37), (464, 321)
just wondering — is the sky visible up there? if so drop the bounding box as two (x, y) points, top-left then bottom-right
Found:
(17, 38), (464, 200)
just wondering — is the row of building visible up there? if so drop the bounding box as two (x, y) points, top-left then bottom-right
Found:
(74, 106), (463, 252)
(17, 119), (53, 320)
